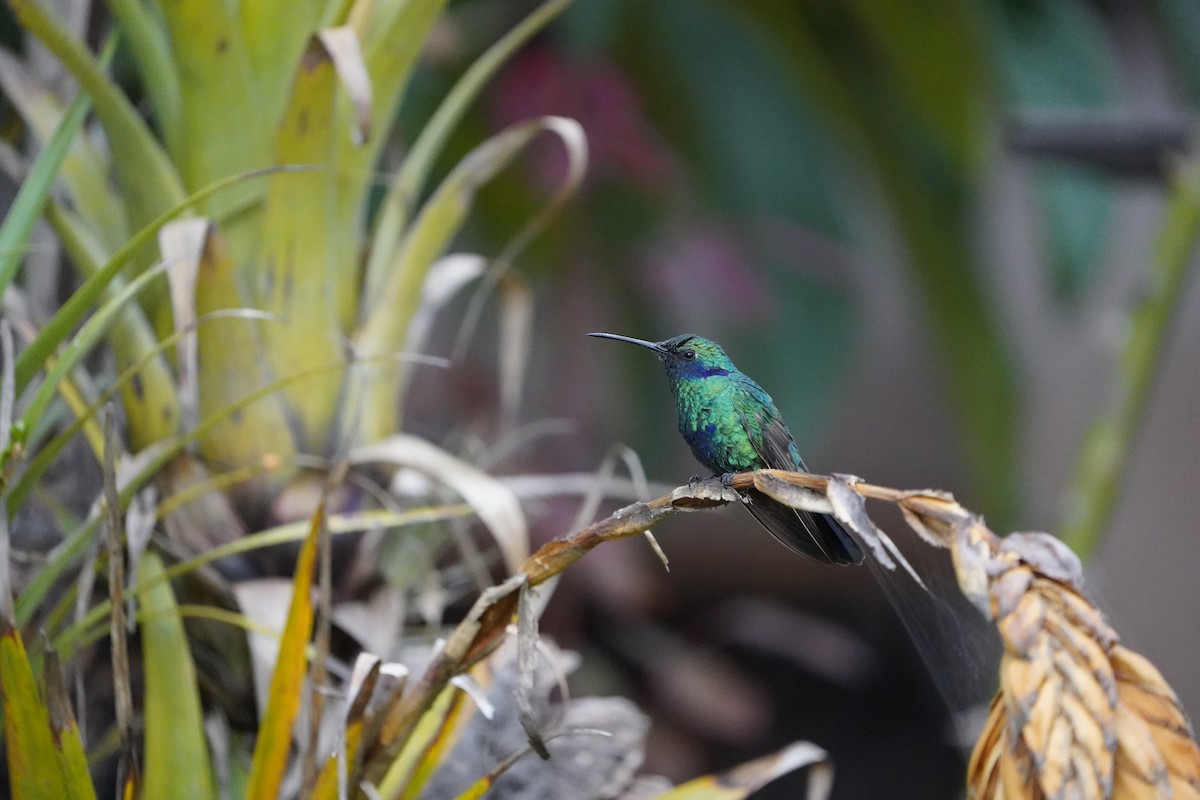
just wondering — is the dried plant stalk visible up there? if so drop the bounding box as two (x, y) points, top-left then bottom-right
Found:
(357, 468), (1200, 800)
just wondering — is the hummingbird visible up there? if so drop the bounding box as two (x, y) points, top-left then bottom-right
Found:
(588, 332), (864, 566)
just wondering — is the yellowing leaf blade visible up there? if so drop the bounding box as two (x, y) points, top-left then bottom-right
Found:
(0, 620), (69, 799)
(44, 648), (97, 800)
(244, 501), (323, 800)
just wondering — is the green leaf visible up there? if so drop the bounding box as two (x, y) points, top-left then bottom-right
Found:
(239, 0), (327, 133)
(139, 552), (216, 800)
(362, 0), (571, 302)
(187, 220), (297, 476)
(327, 0), (450, 333)
(16, 255), (171, 456)
(841, 0), (987, 169)
(46, 202), (181, 450)
(106, 0), (181, 156)
(349, 116), (585, 444)
(0, 35), (109, 299)
(0, 45), (127, 250)
(13, 166), (288, 397)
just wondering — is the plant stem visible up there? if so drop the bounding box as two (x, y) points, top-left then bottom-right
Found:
(1059, 160), (1200, 557)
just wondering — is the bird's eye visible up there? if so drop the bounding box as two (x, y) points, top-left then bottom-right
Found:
(682, 349), (695, 360)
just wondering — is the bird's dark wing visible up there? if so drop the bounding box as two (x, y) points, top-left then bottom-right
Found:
(735, 392), (864, 565)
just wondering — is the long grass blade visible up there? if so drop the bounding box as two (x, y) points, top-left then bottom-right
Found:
(0, 35), (113, 297)
(361, 0), (571, 300)
(46, 201), (181, 449)
(350, 116), (584, 443)
(9, 0), (186, 232)
(0, 45), (126, 250)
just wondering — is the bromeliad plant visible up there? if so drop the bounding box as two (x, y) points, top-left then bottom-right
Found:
(1, 0), (584, 500)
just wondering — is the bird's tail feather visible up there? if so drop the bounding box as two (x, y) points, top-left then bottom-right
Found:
(743, 489), (864, 565)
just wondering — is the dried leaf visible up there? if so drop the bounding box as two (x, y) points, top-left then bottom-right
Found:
(652, 741), (832, 800)
(353, 434), (529, 575)
(316, 26), (372, 143)
(159, 218), (207, 431)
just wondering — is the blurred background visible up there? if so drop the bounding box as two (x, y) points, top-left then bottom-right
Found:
(401, 0), (1200, 796)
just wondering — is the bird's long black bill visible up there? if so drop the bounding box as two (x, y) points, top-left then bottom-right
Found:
(587, 332), (668, 354)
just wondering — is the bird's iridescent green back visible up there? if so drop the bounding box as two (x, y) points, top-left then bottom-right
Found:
(661, 336), (801, 476)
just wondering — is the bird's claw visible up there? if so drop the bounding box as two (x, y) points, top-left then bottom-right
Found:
(719, 472), (736, 488)
(688, 474), (704, 486)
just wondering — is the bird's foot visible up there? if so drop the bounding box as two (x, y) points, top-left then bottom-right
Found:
(688, 474), (704, 486)
(719, 472), (736, 488)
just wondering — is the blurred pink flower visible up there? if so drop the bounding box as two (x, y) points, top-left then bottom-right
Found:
(490, 47), (673, 189)
(642, 225), (775, 325)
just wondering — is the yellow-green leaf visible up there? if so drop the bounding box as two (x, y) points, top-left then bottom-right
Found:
(377, 683), (472, 800)
(0, 619), (69, 799)
(156, 0), (269, 211)
(188, 220), (297, 478)
(239, 0), (326, 130)
(254, 34), (354, 454)
(244, 500), (323, 800)
(43, 648), (96, 800)
(139, 552), (216, 800)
